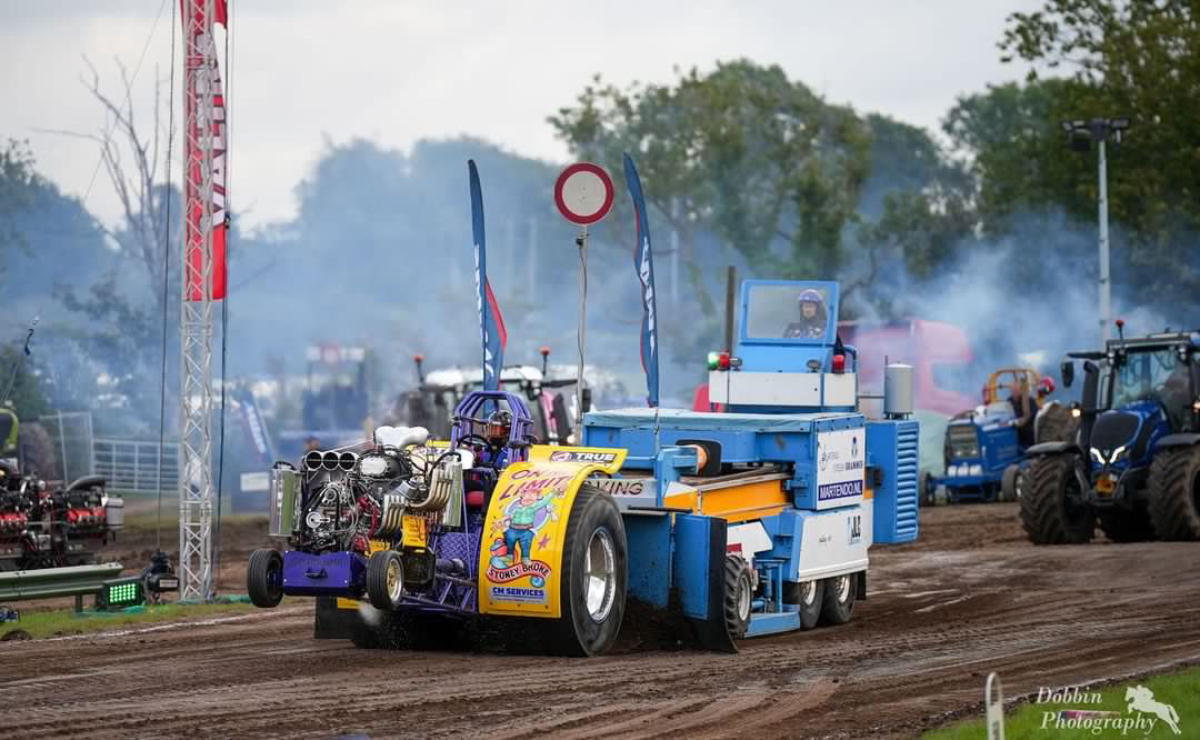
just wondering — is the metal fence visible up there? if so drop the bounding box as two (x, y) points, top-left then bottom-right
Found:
(92, 439), (180, 496)
(39, 411), (94, 483)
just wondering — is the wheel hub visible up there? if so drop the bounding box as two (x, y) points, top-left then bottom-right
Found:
(736, 573), (751, 621)
(386, 559), (402, 600)
(584, 528), (616, 623)
(835, 574), (851, 602)
(799, 580), (817, 607)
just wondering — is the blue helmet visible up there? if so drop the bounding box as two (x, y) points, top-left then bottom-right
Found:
(798, 289), (824, 310)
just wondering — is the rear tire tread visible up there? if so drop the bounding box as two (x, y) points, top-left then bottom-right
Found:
(1148, 447), (1200, 541)
(723, 554), (751, 640)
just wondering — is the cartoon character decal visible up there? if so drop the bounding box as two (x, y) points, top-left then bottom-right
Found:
(478, 446), (626, 618)
(487, 480), (563, 587)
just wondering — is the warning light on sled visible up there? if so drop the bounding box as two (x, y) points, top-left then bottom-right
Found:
(832, 353), (846, 374)
(708, 352), (731, 371)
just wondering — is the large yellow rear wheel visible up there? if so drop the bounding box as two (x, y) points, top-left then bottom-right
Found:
(546, 485), (627, 656)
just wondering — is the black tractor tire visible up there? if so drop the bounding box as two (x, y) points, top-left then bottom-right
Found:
(65, 475), (106, 493)
(545, 484), (627, 656)
(919, 471), (933, 506)
(784, 579), (824, 630)
(1020, 454), (1094, 545)
(1147, 446), (1200, 541)
(1097, 508), (1157, 543)
(247, 549), (284, 608)
(819, 574), (855, 626)
(724, 554), (753, 640)
(366, 550), (405, 611)
(1000, 464), (1025, 502)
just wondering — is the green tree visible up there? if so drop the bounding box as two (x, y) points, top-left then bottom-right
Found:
(0, 139), (42, 273)
(549, 60), (871, 292)
(943, 78), (1094, 235)
(848, 115), (976, 310)
(998, 0), (1200, 304)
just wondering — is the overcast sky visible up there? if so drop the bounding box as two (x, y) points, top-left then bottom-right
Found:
(1, 0), (1042, 231)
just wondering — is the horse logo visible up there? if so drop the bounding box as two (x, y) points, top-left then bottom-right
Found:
(1125, 685), (1181, 735)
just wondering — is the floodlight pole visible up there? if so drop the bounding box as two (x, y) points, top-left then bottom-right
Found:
(1097, 137), (1111, 342)
(1063, 117), (1128, 344)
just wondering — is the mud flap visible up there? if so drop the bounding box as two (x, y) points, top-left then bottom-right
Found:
(314, 596), (362, 640)
(672, 514), (737, 653)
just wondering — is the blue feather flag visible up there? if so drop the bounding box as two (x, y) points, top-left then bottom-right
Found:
(622, 153), (660, 407)
(468, 160), (507, 391)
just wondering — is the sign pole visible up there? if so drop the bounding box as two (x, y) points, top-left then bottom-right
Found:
(553, 162), (615, 438)
(576, 224), (588, 428)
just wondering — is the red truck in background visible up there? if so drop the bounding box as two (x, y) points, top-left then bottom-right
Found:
(693, 318), (975, 418)
(837, 318), (975, 417)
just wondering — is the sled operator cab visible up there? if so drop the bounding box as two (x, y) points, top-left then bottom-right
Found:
(584, 280), (918, 648)
(706, 281), (857, 412)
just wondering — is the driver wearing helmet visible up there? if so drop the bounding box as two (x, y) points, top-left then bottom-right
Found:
(1036, 376), (1055, 406)
(784, 289), (828, 339)
(485, 409), (512, 447)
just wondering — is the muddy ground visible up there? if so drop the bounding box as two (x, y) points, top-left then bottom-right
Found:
(3, 503), (1199, 739)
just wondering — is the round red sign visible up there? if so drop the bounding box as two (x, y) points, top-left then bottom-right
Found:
(554, 162), (615, 225)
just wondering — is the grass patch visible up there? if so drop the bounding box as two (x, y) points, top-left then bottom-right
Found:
(924, 666), (1200, 738)
(1, 599), (258, 640)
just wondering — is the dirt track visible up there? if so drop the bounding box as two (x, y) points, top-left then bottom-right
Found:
(4, 503), (1200, 739)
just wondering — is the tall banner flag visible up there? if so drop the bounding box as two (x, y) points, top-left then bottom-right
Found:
(622, 153), (660, 407)
(183, 0), (228, 301)
(469, 160), (507, 390)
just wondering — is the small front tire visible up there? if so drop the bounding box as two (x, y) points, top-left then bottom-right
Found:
(248, 549), (283, 608)
(1000, 464), (1024, 502)
(366, 550), (405, 611)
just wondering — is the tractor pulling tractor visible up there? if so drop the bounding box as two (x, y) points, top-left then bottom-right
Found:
(247, 280), (920, 655)
(1021, 326), (1200, 543)
(0, 466), (125, 571)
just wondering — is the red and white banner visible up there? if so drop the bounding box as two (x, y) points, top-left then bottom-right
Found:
(182, 0), (228, 301)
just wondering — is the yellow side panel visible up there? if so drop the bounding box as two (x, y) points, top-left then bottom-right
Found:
(665, 480), (789, 524)
(478, 447), (625, 618)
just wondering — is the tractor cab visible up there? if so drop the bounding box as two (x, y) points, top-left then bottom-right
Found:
(707, 280), (856, 414)
(1064, 331), (1200, 478)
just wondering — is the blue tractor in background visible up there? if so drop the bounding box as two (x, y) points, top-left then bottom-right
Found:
(925, 369), (1078, 504)
(1020, 327), (1200, 543)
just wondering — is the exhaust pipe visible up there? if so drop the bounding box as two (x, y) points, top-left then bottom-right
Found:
(304, 450), (323, 471)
